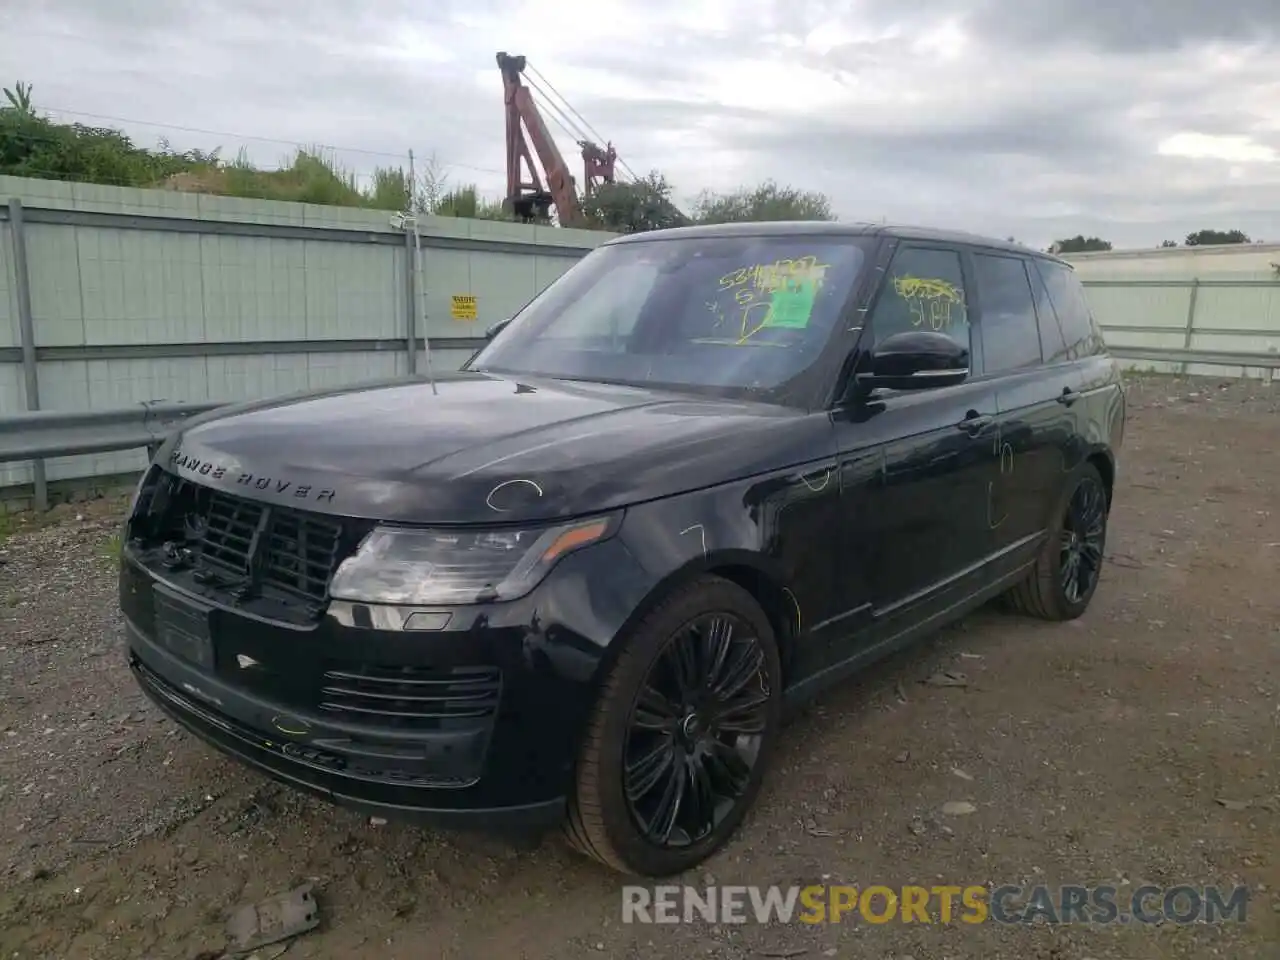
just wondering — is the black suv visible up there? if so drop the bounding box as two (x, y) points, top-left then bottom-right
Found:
(121, 221), (1125, 877)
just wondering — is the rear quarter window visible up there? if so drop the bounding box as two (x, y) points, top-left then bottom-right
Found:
(1034, 259), (1106, 360)
(1027, 258), (1070, 363)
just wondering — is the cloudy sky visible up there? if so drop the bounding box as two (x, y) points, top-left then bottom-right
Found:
(2, 0), (1278, 249)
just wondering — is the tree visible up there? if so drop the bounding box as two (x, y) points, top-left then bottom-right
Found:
(691, 179), (835, 223)
(1185, 228), (1250, 246)
(1052, 235), (1113, 254)
(1160, 239), (1178, 248)
(413, 151), (450, 214)
(1, 79), (224, 190)
(581, 170), (689, 233)
(3, 81), (34, 117)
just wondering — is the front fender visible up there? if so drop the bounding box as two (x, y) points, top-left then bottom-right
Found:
(614, 460), (841, 674)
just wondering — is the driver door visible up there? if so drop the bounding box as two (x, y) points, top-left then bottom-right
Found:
(832, 243), (999, 653)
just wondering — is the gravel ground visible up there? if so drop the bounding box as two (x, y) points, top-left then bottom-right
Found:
(1, 372), (1278, 960)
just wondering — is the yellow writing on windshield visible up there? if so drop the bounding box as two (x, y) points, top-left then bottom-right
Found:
(715, 256), (831, 342)
(892, 275), (964, 331)
(719, 255), (830, 292)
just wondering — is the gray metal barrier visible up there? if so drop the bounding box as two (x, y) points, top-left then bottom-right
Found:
(0, 401), (222, 509)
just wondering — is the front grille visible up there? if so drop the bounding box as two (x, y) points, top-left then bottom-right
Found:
(129, 471), (364, 621)
(318, 664), (502, 730)
(199, 490), (343, 606)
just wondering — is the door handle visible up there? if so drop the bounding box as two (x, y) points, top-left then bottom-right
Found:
(1056, 386), (1078, 406)
(956, 412), (993, 435)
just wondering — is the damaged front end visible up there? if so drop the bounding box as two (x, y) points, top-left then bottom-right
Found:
(122, 465), (372, 628)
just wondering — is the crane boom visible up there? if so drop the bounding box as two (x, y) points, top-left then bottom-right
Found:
(496, 52), (618, 227)
(579, 140), (617, 201)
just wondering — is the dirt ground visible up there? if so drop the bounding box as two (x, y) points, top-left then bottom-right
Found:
(1, 372), (1278, 960)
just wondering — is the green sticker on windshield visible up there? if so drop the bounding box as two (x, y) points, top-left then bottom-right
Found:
(764, 279), (817, 329)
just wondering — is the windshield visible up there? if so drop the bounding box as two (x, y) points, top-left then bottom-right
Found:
(468, 234), (871, 399)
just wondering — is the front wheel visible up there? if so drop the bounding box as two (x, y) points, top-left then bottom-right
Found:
(1003, 461), (1109, 621)
(564, 575), (782, 876)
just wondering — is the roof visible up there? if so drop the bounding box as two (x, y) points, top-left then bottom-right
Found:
(604, 219), (1067, 265)
(603, 220), (881, 243)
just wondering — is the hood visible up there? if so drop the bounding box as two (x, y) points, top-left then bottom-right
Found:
(160, 372), (832, 524)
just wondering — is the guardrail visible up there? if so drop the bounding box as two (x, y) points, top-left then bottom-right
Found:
(0, 401), (221, 509)
(1107, 344), (1280, 379)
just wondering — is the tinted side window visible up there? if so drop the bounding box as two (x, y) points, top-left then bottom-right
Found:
(1027, 260), (1069, 363)
(1035, 260), (1104, 360)
(972, 254), (1042, 373)
(870, 247), (970, 352)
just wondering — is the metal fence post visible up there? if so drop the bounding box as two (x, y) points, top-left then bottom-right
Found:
(403, 226), (418, 376)
(7, 198), (48, 511)
(1179, 278), (1200, 376)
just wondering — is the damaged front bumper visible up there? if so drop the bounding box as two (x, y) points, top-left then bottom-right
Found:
(119, 545), (634, 832)
(128, 634), (566, 830)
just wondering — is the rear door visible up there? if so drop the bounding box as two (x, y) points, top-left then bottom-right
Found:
(971, 251), (1080, 572)
(1034, 256), (1126, 479)
(1035, 256), (1120, 407)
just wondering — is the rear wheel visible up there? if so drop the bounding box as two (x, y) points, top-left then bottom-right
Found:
(1003, 462), (1109, 621)
(564, 575), (782, 876)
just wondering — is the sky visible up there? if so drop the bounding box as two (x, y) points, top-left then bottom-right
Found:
(2, 0), (1278, 250)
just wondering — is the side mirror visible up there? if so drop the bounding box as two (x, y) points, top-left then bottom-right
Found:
(485, 317), (512, 340)
(855, 330), (969, 392)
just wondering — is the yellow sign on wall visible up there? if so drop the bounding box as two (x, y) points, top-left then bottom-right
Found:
(450, 294), (478, 321)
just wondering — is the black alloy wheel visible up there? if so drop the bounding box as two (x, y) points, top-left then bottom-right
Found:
(1003, 461), (1110, 621)
(1060, 473), (1106, 604)
(565, 576), (782, 876)
(622, 612), (770, 849)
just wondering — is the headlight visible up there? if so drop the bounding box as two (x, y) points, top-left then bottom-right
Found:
(329, 515), (618, 605)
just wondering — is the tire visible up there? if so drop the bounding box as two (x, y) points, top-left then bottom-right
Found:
(1003, 461), (1109, 621)
(564, 575), (783, 877)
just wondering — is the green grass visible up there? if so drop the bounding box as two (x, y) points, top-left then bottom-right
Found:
(1, 89), (505, 215)
(101, 533), (121, 566)
(206, 146), (413, 210)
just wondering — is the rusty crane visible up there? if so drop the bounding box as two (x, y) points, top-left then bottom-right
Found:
(496, 51), (621, 227)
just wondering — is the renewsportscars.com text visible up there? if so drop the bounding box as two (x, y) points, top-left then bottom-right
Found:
(621, 884), (1250, 925)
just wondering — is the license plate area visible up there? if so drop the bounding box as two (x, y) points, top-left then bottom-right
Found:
(153, 584), (215, 669)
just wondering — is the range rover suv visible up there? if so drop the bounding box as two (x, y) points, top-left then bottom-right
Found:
(120, 221), (1125, 877)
